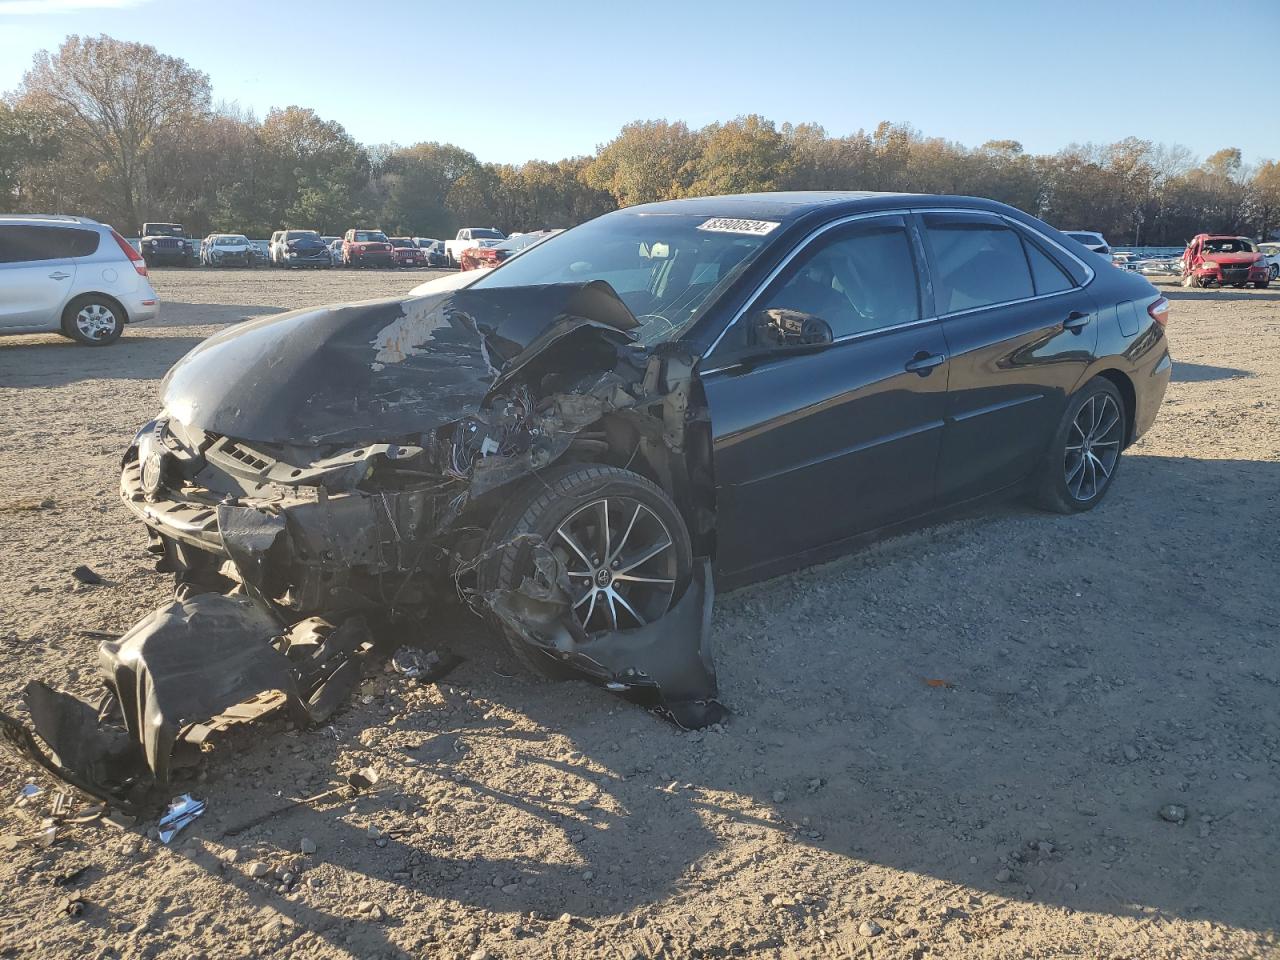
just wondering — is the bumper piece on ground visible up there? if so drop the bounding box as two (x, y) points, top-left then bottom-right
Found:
(487, 550), (724, 728)
(0, 593), (374, 811)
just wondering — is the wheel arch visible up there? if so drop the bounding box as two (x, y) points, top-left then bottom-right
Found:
(62, 291), (130, 327)
(1093, 368), (1137, 447)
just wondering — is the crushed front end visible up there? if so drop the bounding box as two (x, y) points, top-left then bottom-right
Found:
(2, 281), (724, 810)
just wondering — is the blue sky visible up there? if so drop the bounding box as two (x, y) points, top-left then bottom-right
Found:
(2, 0), (1277, 165)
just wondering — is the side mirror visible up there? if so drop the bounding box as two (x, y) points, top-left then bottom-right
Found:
(751, 308), (835, 350)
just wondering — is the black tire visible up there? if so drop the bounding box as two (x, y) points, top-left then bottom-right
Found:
(1254, 281), (1269, 290)
(61, 295), (124, 346)
(1032, 377), (1126, 514)
(479, 463), (693, 678)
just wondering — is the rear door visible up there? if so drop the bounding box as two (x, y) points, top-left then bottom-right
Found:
(0, 225), (82, 329)
(701, 214), (949, 580)
(920, 212), (1098, 503)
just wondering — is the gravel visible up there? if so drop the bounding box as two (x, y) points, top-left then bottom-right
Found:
(0, 270), (1276, 959)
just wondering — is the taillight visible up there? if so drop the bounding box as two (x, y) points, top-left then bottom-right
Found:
(1147, 296), (1169, 327)
(110, 228), (148, 277)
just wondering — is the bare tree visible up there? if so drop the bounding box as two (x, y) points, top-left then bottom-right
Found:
(16, 34), (210, 228)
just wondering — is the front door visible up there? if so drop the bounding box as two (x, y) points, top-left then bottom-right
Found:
(700, 215), (949, 582)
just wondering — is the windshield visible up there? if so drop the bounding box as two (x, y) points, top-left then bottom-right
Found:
(390, 238), (412, 247)
(285, 230), (319, 241)
(1203, 237), (1256, 254)
(1066, 232), (1102, 245)
(214, 236), (248, 246)
(1259, 244), (1278, 256)
(146, 224), (183, 236)
(354, 231), (387, 243)
(469, 212), (774, 345)
(471, 228), (504, 240)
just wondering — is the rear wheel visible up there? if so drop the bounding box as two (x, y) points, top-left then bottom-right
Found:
(61, 295), (123, 346)
(1270, 263), (1279, 280)
(1032, 377), (1126, 514)
(480, 464), (692, 678)
(1255, 281), (1270, 289)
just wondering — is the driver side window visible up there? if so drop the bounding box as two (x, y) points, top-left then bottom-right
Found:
(757, 220), (923, 340)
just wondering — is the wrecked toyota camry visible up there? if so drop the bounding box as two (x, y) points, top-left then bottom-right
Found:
(2, 192), (1171, 808)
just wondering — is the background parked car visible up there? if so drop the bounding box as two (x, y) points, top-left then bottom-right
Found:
(1062, 230), (1111, 255)
(0, 214), (159, 345)
(328, 238), (345, 266)
(459, 229), (561, 270)
(139, 222), (197, 266)
(269, 229), (331, 268)
(200, 233), (255, 267)
(446, 227), (505, 266)
(248, 239), (270, 265)
(412, 237), (448, 266)
(342, 229), (393, 267)
(1181, 234), (1270, 289)
(1259, 241), (1280, 281)
(389, 237), (427, 267)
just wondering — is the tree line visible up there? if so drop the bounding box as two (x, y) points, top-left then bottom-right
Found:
(3, 35), (1278, 246)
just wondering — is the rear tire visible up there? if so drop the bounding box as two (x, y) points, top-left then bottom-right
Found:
(1031, 377), (1126, 514)
(1255, 281), (1270, 289)
(61, 295), (124, 346)
(479, 464), (693, 679)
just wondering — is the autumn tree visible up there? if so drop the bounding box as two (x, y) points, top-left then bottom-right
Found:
(15, 35), (210, 228)
(584, 120), (701, 206)
(0, 103), (59, 211)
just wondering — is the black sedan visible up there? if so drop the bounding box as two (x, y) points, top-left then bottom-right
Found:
(2, 192), (1173, 803)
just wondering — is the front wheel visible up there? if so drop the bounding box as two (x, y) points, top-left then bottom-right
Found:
(1031, 378), (1126, 514)
(1270, 264), (1279, 281)
(1255, 281), (1270, 289)
(479, 464), (693, 678)
(61, 295), (123, 346)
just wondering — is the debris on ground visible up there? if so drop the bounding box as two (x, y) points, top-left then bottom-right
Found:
(157, 794), (206, 843)
(391, 646), (464, 682)
(70, 565), (103, 585)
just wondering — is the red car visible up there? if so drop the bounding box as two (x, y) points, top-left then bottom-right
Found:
(342, 229), (393, 268)
(1182, 234), (1270, 289)
(459, 230), (560, 271)
(388, 237), (427, 268)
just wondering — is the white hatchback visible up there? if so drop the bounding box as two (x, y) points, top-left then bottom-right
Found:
(0, 215), (160, 345)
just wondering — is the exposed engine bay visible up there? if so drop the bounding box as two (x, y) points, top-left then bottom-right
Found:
(0, 280), (723, 811)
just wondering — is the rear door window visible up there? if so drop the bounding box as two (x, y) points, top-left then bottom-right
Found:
(1021, 235), (1074, 295)
(923, 215), (1035, 313)
(0, 225), (99, 263)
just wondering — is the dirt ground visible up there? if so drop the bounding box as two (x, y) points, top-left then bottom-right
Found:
(0, 267), (1276, 960)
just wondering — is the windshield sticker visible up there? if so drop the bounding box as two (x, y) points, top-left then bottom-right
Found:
(696, 217), (780, 236)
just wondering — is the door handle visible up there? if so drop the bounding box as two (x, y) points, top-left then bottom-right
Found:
(1063, 311), (1089, 333)
(48, 271), (71, 280)
(905, 351), (946, 375)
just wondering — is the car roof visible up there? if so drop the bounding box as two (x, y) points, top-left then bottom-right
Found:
(617, 191), (1032, 222)
(0, 214), (103, 228)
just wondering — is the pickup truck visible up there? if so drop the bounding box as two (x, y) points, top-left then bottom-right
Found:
(445, 227), (505, 267)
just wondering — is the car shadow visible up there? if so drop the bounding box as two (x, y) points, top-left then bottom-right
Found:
(1157, 285), (1280, 303)
(142, 302), (287, 329)
(1171, 361), (1253, 382)
(148, 453), (1279, 955)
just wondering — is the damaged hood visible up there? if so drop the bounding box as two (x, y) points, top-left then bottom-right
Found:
(159, 281), (640, 447)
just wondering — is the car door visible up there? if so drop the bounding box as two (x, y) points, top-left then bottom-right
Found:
(0, 225), (78, 330)
(699, 214), (949, 581)
(919, 212), (1099, 504)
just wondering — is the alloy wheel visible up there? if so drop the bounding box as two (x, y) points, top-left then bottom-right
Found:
(553, 497), (678, 632)
(75, 303), (119, 341)
(1064, 394), (1122, 502)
